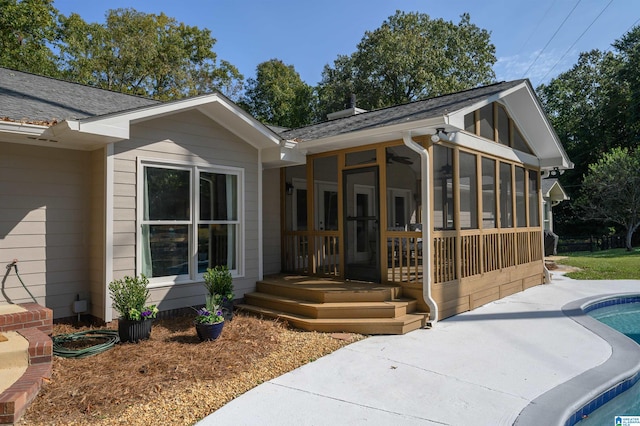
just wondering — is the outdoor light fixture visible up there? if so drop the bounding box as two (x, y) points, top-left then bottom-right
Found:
(543, 167), (562, 178)
(285, 182), (294, 195)
(431, 128), (448, 143)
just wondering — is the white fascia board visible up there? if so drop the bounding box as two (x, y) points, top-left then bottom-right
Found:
(0, 121), (101, 149)
(74, 96), (222, 139)
(0, 120), (48, 136)
(213, 96), (282, 146)
(446, 81), (529, 128)
(540, 156), (573, 169)
(297, 117), (447, 153)
(549, 182), (570, 201)
(197, 99), (282, 150)
(453, 132), (540, 167)
(41, 120), (124, 149)
(262, 145), (307, 168)
(504, 84), (573, 170)
(77, 120), (130, 139)
(447, 82), (574, 171)
(48, 93), (283, 150)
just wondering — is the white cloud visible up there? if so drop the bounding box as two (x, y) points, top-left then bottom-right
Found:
(494, 48), (580, 87)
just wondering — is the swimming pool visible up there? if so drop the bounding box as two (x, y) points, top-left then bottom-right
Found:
(577, 297), (640, 424)
(514, 294), (640, 426)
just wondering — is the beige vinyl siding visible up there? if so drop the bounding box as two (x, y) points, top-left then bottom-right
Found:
(88, 148), (106, 319)
(111, 110), (260, 315)
(0, 142), (90, 318)
(262, 168), (281, 275)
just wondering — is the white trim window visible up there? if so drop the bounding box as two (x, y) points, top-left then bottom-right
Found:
(139, 161), (243, 282)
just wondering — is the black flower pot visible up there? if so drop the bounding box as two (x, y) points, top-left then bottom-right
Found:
(118, 318), (153, 343)
(195, 321), (224, 341)
(222, 299), (234, 322)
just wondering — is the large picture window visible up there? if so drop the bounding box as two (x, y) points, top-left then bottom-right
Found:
(140, 163), (242, 280)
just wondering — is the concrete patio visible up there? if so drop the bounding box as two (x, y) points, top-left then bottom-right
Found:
(197, 271), (640, 425)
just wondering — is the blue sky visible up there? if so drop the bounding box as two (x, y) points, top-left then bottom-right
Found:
(53, 0), (640, 88)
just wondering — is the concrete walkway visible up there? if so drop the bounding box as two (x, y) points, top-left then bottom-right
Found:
(197, 273), (640, 425)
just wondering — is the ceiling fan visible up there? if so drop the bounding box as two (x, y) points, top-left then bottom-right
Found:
(386, 152), (413, 165)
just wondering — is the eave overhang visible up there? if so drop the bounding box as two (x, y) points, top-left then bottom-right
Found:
(296, 117), (453, 154)
(292, 81), (572, 172)
(446, 80), (573, 171)
(3, 93), (301, 167)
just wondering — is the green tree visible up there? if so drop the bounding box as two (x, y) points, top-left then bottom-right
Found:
(57, 8), (243, 100)
(0, 0), (60, 75)
(537, 26), (640, 237)
(317, 11), (496, 119)
(612, 26), (640, 146)
(537, 50), (622, 185)
(578, 147), (640, 250)
(241, 59), (315, 128)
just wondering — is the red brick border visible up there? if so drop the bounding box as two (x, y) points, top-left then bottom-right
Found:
(0, 303), (52, 335)
(0, 304), (52, 424)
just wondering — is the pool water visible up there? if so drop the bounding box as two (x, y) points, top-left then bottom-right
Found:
(579, 302), (640, 424)
(589, 303), (640, 345)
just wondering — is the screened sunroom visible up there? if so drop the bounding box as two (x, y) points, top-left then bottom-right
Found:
(275, 80), (571, 321)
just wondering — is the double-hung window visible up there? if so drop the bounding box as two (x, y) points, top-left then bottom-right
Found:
(139, 161), (242, 282)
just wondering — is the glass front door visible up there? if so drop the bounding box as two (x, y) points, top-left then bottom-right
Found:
(343, 167), (380, 282)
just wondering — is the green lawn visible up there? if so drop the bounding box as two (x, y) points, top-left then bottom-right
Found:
(557, 248), (640, 280)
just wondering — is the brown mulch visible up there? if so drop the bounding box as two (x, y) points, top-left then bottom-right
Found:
(19, 313), (363, 425)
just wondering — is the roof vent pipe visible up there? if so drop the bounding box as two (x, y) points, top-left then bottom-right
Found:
(402, 131), (438, 325)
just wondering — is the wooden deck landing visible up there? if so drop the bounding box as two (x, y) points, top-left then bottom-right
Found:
(237, 275), (429, 335)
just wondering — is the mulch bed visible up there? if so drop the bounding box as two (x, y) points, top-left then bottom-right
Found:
(19, 313), (362, 425)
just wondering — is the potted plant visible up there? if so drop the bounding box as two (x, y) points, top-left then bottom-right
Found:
(108, 274), (158, 343)
(193, 304), (225, 341)
(203, 265), (234, 321)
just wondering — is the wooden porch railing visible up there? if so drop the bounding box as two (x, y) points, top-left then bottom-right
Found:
(386, 231), (422, 284)
(282, 231), (340, 276)
(432, 228), (544, 284)
(283, 228), (543, 285)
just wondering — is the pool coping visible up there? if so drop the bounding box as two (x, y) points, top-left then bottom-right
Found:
(515, 293), (640, 426)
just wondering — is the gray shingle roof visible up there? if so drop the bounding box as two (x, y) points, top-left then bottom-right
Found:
(541, 178), (556, 195)
(0, 67), (159, 124)
(281, 80), (526, 141)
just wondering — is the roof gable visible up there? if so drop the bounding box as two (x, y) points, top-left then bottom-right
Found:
(281, 80), (524, 142)
(281, 80), (572, 171)
(0, 68), (304, 166)
(541, 178), (570, 202)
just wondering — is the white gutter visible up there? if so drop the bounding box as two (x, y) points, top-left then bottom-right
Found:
(402, 131), (438, 324)
(540, 179), (552, 284)
(258, 148), (264, 281)
(104, 143), (114, 322)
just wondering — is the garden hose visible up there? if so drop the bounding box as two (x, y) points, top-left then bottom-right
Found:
(2, 259), (37, 304)
(52, 329), (120, 358)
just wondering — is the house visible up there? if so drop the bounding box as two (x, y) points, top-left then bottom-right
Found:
(541, 178), (570, 233)
(0, 68), (572, 332)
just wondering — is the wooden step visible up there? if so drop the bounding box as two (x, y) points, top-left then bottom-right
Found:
(237, 304), (429, 335)
(256, 278), (401, 303)
(245, 292), (416, 319)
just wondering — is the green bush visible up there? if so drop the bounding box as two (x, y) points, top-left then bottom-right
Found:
(203, 265), (234, 305)
(108, 275), (157, 320)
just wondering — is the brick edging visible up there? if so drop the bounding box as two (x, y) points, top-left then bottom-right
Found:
(0, 304), (53, 425)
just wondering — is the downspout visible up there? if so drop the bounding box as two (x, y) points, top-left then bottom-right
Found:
(540, 172), (551, 283)
(258, 148), (264, 281)
(105, 143), (114, 322)
(403, 131), (438, 324)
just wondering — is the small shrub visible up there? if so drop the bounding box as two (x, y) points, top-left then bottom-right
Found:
(108, 275), (157, 320)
